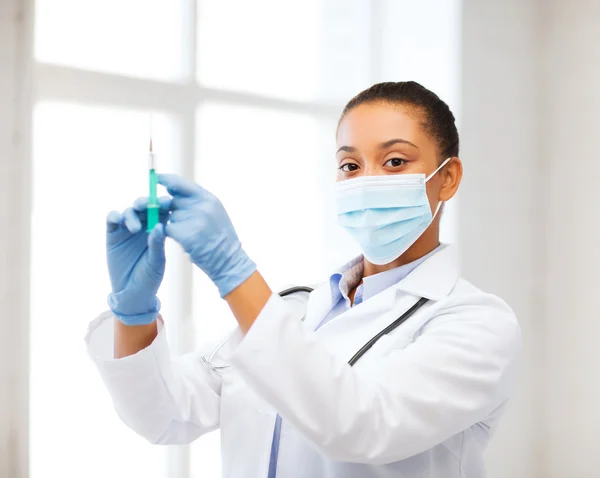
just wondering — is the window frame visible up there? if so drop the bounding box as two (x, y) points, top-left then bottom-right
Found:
(30, 1), (385, 477)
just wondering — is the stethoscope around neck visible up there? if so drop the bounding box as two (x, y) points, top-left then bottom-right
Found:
(200, 286), (429, 373)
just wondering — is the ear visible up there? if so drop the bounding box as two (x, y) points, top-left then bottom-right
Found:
(439, 157), (463, 202)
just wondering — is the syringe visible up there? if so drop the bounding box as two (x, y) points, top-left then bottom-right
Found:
(147, 137), (159, 232)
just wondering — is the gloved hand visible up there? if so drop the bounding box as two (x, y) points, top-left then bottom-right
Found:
(106, 197), (171, 325)
(156, 174), (257, 297)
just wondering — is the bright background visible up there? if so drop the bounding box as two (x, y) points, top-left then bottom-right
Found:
(2, 0), (600, 477)
(29, 2), (459, 477)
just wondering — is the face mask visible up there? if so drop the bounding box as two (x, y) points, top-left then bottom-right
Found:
(335, 158), (451, 265)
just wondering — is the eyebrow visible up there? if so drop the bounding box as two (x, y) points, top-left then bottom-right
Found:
(336, 138), (419, 154)
(336, 145), (357, 154)
(380, 138), (419, 150)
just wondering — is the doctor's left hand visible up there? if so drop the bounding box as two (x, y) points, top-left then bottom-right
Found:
(156, 174), (257, 298)
(106, 200), (171, 325)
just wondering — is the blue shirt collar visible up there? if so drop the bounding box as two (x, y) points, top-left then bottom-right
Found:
(329, 245), (444, 305)
(328, 255), (363, 305)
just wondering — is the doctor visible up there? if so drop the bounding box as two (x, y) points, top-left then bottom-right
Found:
(87, 81), (521, 478)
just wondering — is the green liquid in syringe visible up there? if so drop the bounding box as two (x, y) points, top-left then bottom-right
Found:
(147, 168), (159, 232)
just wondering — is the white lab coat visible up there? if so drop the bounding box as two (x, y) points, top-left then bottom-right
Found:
(86, 245), (521, 478)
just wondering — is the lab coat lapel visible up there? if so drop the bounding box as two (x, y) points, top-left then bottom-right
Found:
(302, 245), (460, 363)
(312, 287), (419, 363)
(303, 282), (335, 330)
(302, 259), (395, 332)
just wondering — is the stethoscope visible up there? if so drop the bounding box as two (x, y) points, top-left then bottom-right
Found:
(200, 286), (429, 373)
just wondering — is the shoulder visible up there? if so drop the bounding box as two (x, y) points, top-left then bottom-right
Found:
(421, 277), (522, 353)
(448, 277), (518, 319)
(449, 277), (516, 311)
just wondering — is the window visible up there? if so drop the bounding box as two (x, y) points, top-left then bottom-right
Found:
(197, 0), (372, 102)
(30, 103), (178, 478)
(35, 0), (187, 81)
(31, 1), (459, 477)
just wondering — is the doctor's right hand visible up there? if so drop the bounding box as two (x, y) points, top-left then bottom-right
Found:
(106, 199), (171, 326)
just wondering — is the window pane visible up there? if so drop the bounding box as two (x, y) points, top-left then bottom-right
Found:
(197, 0), (372, 102)
(30, 102), (179, 478)
(35, 0), (186, 81)
(380, 0), (461, 113)
(192, 103), (343, 343)
(189, 103), (353, 476)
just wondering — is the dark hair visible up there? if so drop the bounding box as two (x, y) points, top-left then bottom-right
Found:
(340, 81), (459, 160)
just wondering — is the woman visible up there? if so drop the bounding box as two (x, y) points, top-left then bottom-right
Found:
(87, 81), (521, 478)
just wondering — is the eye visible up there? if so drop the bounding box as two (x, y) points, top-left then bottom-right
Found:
(384, 158), (407, 168)
(339, 163), (359, 172)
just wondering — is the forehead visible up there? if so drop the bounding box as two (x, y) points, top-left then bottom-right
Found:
(337, 102), (429, 148)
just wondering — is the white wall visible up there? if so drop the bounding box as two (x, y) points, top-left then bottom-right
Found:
(460, 0), (541, 477)
(542, 1), (600, 476)
(462, 0), (600, 477)
(0, 1), (32, 477)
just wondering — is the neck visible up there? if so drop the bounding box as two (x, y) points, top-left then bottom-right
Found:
(362, 221), (441, 278)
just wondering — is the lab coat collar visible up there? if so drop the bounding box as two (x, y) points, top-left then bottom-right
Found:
(333, 244), (458, 303)
(304, 244), (458, 330)
(392, 244), (458, 301)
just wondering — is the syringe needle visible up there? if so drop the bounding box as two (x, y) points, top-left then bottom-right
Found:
(147, 116), (159, 232)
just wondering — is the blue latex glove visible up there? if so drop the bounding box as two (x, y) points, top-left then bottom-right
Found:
(157, 174), (257, 297)
(106, 197), (171, 325)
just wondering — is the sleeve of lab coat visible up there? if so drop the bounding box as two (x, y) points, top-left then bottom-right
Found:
(85, 311), (225, 445)
(229, 293), (522, 464)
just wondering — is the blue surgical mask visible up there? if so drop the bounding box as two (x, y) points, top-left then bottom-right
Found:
(335, 158), (451, 265)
